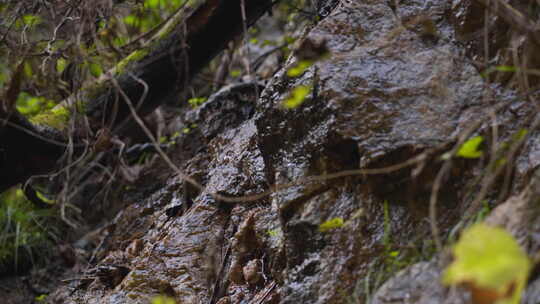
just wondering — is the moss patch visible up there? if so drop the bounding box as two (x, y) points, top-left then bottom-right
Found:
(29, 105), (71, 131)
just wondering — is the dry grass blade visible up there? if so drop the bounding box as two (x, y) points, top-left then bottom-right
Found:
(475, 0), (540, 46)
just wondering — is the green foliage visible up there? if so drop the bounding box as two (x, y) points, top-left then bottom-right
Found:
(443, 223), (530, 304)
(87, 61), (103, 78)
(29, 104), (71, 130)
(16, 92), (56, 116)
(230, 69), (241, 78)
(123, 0), (185, 33)
(287, 60), (314, 77)
(159, 131), (181, 145)
(319, 217), (344, 232)
(151, 295), (176, 304)
(35, 294), (47, 302)
(181, 123), (197, 134)
(15, 14), (42, 28)
(282, 85), (311, 109)
(456, 135), (484, 159)
(56, 58), (68, 74)
(115, 49), (150, 75)
(23, 61), (33, 78)
(363, 211), (436, 303)
(481, 65), (518, 78)
(0, 63), (8, 87)
(267, 228), (281, 238)
(0, 188), (53, 271)
(474, 200), (491, 222)
(187, 96), (207, 108)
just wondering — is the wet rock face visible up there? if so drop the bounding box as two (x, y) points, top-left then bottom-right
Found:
(52, 0), (540, 303)
(254, 0), (489, 302)
(314, 0), (340, 19)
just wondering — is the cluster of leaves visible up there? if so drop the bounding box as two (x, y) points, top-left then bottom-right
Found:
(0, 0), (190, 119)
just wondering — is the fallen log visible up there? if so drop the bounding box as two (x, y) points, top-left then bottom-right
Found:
(0, 0), (274, 193)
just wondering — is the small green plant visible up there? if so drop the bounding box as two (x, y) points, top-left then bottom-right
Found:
(0, 188), (54, 271)
(362, 201), (437, 302)
(267, 228), (281, 238)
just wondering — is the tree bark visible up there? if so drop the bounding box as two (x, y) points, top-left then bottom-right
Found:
(0, 0), (274, 193)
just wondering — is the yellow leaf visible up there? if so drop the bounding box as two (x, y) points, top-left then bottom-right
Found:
(287, 60), (313, 77)
(443, 223), (530, 304)
(151, 295), (176, 304)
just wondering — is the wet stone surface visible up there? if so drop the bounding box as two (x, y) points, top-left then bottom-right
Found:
(46, 0), (540, 303)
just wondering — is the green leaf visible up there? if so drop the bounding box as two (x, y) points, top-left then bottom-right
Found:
(123, 15), (139, 27)
(388, 250), (399, 258)
(22, 14), (42, 27)
(56, 58), (68, 73)
(16, 92), (53, 116)
(456, 136), (484, 158)
(287, 60), (313, 77)
(267, 229), (281, 237)
(443, 223), (530, 304)
(494, 65), (518, 72)
(113, 36), (128, 47)
(187, 97), (207, 108)
(36, 191), (55, 205)
(319, 217), (344, 232)
(513, 129), (528, 141)
(145, 0), (161, 9)
(481, 65), (518, 78)
(282, 85), (311, 109)
(35, 294), (47, 302)
(23, 61), (33, 78)
(151, 295), (176, 304)
(88, 62), (103, 78)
